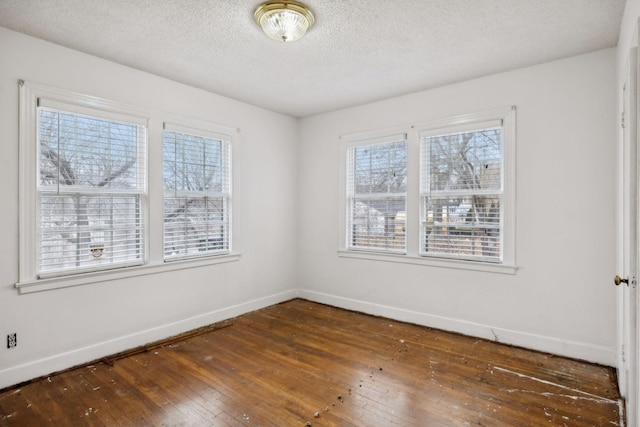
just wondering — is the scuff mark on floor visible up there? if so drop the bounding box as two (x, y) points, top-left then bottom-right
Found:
(501, 388), (620, 405)
(493, 366), (619, 404)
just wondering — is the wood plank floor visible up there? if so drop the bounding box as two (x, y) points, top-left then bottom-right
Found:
(0, 299), (623, 426)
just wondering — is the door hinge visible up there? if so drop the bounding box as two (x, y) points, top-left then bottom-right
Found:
(622, 112), (626, 128)
(622, 344), (626, 362)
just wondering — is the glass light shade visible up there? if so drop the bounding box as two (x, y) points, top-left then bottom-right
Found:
(254, 1), (315, 42)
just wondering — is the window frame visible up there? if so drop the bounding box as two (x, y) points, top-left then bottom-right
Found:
(345, 133), (408, 254)
(420, 119), (505, 263)
(17, 81), (240, 294)
(162, 122), (233, 261)
(36, 101), (149, 278)
(338, 107), (517, 274)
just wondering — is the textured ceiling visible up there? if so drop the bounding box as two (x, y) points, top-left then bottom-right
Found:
(0, 0), (627, 117)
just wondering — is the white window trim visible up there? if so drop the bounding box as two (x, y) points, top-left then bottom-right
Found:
(17, 80), (241, 294)
(339, 126), (415, 256)
(338, 107), (517, 275)
(337, 250), (516, 274)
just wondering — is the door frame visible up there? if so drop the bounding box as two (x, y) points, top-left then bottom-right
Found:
(618, 44), (639, 426)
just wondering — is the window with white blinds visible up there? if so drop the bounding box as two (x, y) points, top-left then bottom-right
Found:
(163, 126), (231, 260)
(420, 122), (504, 262)
(18, 82), (240, 291)
(340, 108), (515, 272)
(346, 136), (407, 253)
(37, 104), (147, 276)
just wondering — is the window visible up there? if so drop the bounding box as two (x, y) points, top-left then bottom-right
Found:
(37, 101), (146, 277)
(17, 81), (239, 293)
(346, 135), (407, 253)
(340, 107), (516, 273)
(421, 122), (503, 262)
(163, 126), (232, 260)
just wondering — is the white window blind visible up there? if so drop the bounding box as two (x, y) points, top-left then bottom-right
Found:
(37, 105), (147, 276)
(420, 124), (503, 262)
(346, 137), (407, 253)
(163, 128), (231, 260)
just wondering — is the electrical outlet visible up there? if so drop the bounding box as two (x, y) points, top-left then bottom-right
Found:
(7, 333), (16, 349)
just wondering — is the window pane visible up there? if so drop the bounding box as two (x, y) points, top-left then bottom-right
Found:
(426, 127), (502, 192)
(163, 132), (227, 194)
(353, 141), (407, 194)
(421, 196), (501, 260)
(39, 194), (143, 273)
(349, 197), (406, 251)
(39, 109), (142, 190)
(163, 196), (229, 258)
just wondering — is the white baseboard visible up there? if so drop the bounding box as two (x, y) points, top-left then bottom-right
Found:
(298, 289), (616, 367)
(0, 289), (297, 390)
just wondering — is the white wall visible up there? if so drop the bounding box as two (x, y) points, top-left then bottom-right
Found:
(298, 48), (617, 365)
(0, 27), (299, 389)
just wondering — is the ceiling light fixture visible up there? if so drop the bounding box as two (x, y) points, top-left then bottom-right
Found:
(254, 1), (315, 42)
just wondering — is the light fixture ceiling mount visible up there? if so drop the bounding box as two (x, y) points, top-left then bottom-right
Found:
(254, 1), (315, 42)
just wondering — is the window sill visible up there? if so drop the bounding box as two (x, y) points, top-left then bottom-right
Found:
(337, 250), (517, 275)
(15, 253), (242, 294)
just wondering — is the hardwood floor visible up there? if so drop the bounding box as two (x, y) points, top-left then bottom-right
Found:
(0, 299), (623, 426)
